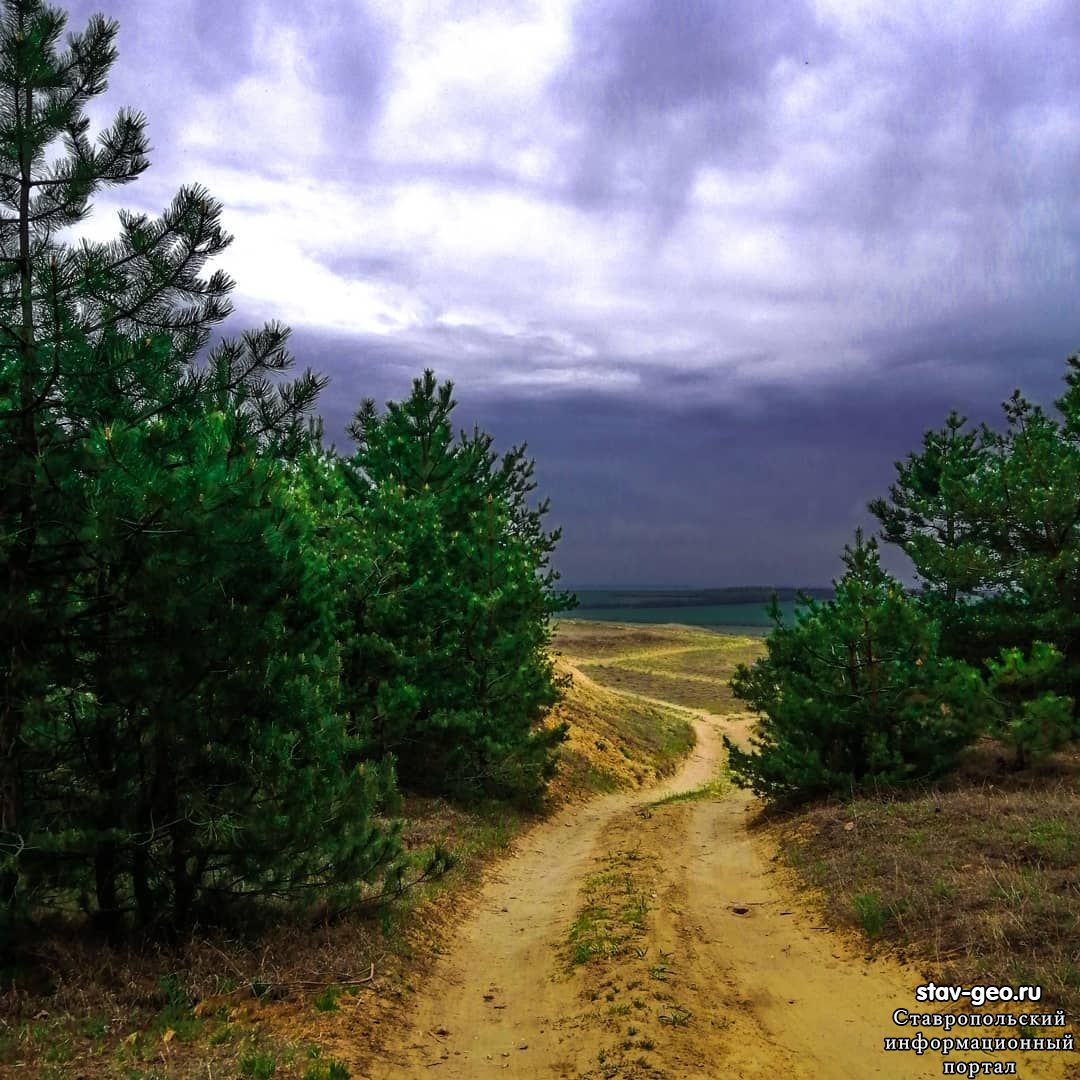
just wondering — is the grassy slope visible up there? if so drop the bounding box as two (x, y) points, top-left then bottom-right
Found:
(545, 662), (696, 798)
(767, 745), (1080, 1019)
(2, 639), (697, 1079)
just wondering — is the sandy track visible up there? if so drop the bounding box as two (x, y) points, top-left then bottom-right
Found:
(365, 669), (716, 1079)
(365, 669), (1074, 1079)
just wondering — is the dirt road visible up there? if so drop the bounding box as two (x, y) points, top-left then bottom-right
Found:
(367, 669), (1073, 1079)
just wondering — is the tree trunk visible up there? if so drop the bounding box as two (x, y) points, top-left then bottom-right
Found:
(0, 64), (37, 909)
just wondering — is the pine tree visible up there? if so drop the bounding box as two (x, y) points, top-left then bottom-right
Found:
(868, 411), (996, 605)
(0, 1), (398, 932)
(724, 531), (987, 800)
(0, 0), (229, 905)
(342, 371), (573, 804)
(982, 388), (1080, 674)
(871, 363), (1080, 719)
(983, 642), (1076, 768)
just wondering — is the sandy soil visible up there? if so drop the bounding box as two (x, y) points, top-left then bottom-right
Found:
(365, 667), (1076, 1079)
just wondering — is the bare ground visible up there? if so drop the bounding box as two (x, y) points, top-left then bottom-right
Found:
(364, 662), (1077, 1079)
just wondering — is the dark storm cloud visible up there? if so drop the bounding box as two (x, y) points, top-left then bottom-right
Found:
(478, 351), (1077, 589)
(551, 0), (832, 218)
(815, 3), (1080, 238)
(281, 314), (1079, 589)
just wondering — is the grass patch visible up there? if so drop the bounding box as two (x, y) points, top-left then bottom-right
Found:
(657, 1004), (692, 1027)
(544, 664), (697, 798)
(311, 986), (341, 1013)
(578, 663), (736, 715)
(771, 747), (1080, 1018)
(851, 891), (891, 939)
(552, 622), (717, 661)
(566, 849), (656, 967)
(555, 619), (763, 719)
(303, 1061), (350, 1080)
(240, 1049), (278, 1078)
(651, 772), (731, 807)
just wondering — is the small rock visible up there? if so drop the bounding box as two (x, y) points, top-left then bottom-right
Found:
(518, 1043), (528, 1050)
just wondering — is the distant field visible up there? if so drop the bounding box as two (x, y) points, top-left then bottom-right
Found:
(553, 620), (764, 716)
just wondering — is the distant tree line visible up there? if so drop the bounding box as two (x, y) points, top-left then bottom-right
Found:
(0, 0), (571, 942)
(572, 587), (834, 610)
(727, 369), (1080, 800)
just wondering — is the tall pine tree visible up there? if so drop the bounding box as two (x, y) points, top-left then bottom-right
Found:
(871, 362), (1080, 722)
(341, 372), (573, 804)
(0, 1), (400, 932)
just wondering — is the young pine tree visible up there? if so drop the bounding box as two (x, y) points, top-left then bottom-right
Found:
(980, 388), (1080, 695)
(871, 363), (1080, 725)
(983, 642), (1076, 769)
(724, 531), (988, 800)
(342, 371), (573, 805)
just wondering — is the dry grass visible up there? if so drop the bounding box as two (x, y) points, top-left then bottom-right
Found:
(766, 742), (1080, 1019)
(0, 797), (525, 1079)
(577, 664), (737, 715)
(1, 643), (697, 1078)
(554, 619), (762, 718)
(551, 621), (710, 661)
(545, 659), (696, 800)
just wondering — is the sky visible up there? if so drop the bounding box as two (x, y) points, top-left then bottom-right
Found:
(60, 0), (1080, 587)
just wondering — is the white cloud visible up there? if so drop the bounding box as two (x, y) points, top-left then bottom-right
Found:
(178, 19), (326, 167)
(55, 0), (1080, 404)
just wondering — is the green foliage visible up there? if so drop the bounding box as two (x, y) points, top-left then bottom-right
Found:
(240, 1050), (277, 1079)
(984, 643), (1077, 767)
(0, 0), (402, 934)
(869, 410), (996, 607)
(311, 986), (341, 1013)
(0, 0), (574, 942)
(725, 531), (988, 800)
(852, 891), (890, 939)
(871, 359), (1080, 734)
(327, 370), (574, 804)
(303, 1062), (350, 1080)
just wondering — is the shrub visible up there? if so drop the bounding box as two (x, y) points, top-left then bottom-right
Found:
(725, 531), (989, 800)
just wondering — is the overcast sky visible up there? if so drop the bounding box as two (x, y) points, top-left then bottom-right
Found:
(62, 0), (1080, 586)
